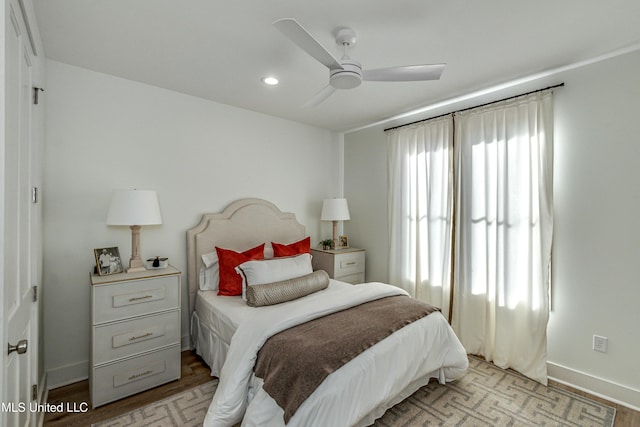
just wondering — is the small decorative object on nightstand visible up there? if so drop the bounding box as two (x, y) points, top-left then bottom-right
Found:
(89, 266), (181, 407)
(93, 246), (124, 276)
(320, 239), (334, 250)
(146, 256), (169, 269)
(310, 247), (365, 284)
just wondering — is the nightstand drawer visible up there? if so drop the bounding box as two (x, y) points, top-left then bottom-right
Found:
(311, 248), (366, 283)
(91, 344), (180, 407)
(93, 275), (180, 324)
(334, 251), (365, 276)
(93, 310), (180, 365)
(337, 272), (365, 285)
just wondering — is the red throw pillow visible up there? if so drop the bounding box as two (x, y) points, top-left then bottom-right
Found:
(272, 236), (311, 257)
(216, 244), (265, 296)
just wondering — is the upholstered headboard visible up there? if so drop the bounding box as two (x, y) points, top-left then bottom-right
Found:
(186, 198), (306, 315)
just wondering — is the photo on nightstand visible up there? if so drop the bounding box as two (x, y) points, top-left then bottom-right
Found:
(339, 235), (349, 249)
(94, 246), (124, 276)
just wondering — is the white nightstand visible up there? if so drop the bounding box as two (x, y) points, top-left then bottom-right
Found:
(89, 266), (182, 407)
(310, 247), (365, 284)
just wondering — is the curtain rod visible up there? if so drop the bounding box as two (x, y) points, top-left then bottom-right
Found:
(383, 83), (565, 132)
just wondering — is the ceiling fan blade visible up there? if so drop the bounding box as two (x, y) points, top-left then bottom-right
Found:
(363, 64), (446, 82)
(304, 85), (337, 108)
(273, 18), (344, 70)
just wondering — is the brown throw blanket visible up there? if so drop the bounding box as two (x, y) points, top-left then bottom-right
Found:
(253, 295), (440, 423)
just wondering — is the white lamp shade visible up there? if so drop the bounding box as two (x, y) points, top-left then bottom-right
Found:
(321, 198), (350, 221)
(106, 190), (162, 226)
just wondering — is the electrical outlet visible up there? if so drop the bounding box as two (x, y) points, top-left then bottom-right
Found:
(593, 335), (608, 353)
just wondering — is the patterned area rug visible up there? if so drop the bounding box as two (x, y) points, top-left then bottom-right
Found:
(94, 356), (615, 427)
(374, 356), (615, 427)
(92, 380), (218, 427)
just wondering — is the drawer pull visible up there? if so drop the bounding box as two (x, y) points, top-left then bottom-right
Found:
(113, 359), (166, 388)
(128, 370), (153, 381)
(129, 295), (153, 302)
(129, 332), (154, 341)
(345, 261), (357, 266)
(113, 288), (166, 308)
(112, 324), (166, 349)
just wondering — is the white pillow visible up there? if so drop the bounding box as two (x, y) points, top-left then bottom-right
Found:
(202, 251), (218, 268)
(199, 251), (219, 291)
(264, 246), (274, 259)
(198, 246), (273, 291)
(236, 253), (313, 300)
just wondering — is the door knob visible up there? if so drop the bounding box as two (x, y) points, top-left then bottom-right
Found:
(8, 339), (28, 355)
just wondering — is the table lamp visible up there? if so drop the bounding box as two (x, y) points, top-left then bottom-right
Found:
(106, 189), (162, 273)
(320, 198), (350, 250)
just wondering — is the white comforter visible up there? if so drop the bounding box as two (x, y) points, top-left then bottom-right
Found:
(203, 281), (468, 427)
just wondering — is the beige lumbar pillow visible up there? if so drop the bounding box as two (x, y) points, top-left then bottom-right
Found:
(246, 270), (330, 307)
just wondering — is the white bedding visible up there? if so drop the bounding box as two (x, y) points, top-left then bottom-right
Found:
(192, 288), (252, 376)
(199, 280), (468, 427)
(195, 289), (252, 344)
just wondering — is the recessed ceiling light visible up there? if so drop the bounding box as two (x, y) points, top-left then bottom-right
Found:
(262, 76), (279, 86)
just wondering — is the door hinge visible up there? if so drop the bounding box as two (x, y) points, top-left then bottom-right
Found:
(33, 87), (44, 105)
(32, 286), (38, 302)
(32, 384), (38, 401)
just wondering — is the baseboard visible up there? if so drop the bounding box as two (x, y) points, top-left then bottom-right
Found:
(181, 333), (192, 351)
(548, 361), (640, 411)
(46, 360), (88, 390)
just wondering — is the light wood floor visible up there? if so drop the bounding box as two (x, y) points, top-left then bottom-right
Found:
(45, 350), (640, 426)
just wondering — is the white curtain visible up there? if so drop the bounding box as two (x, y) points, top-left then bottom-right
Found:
(387, 116), (454, 318)
(452, 91), (554, 384)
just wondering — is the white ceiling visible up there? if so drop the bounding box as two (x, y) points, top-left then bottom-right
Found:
(34, 1), (640, 132)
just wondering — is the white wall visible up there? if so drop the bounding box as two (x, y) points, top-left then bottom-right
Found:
(548, 49), (640, 408)
(344, 48), (640, 408)
(43, 60), (340, 387)
(343, 126), (389, 282)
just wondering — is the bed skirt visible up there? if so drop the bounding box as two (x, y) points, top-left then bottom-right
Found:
(191, 311), (228, 377)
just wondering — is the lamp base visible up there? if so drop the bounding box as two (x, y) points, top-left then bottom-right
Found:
(126, 257), (147, 274)
(126, 225), (148, 273)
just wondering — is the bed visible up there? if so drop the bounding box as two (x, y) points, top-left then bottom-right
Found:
(187, 198), (468, 427)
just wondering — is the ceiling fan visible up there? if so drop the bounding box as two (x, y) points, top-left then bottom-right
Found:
(273, 18), (446, 107)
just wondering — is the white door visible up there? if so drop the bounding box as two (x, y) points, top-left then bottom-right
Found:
(3, 0), (40, 425)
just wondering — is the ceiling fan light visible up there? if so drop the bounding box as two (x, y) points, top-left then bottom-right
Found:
(330, 61), (362, 89)
(262, 76), (279, 86)
(331, 72), (361, 89)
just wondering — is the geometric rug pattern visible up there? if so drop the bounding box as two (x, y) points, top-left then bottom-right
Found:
(374, 356), (615, 427)
(94, 356), (615, 427)
(92, 380), (218, 427)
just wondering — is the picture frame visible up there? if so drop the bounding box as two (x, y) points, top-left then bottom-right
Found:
(94, 247), (124, 276)
(338, 235), (349, 249)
